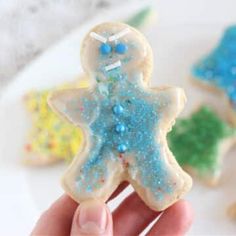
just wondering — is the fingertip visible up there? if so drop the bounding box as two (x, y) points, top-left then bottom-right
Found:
(147, 200), (194, 236)
(170, 200), (194, 231)
(113, 192), (161, 235)
(71, 200), (113, 236)
(51, 194), (78, 210)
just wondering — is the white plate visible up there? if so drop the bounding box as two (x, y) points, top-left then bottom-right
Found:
(1, 0), (236, 235)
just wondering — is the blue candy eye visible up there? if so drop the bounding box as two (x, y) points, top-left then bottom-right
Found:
(100, 43), (112, 55)
(115, 43), (128, 54)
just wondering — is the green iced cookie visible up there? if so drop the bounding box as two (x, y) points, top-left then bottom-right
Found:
(168, 106), (235, 185)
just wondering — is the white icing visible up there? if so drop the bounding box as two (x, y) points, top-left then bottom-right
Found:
(108, 28), (130, 41)
(90, 32), (107, 43)
(104, 60), (121, 71)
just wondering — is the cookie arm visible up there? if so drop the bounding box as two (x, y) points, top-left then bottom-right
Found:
(48, 88), (99, 126)
(152, 87), (186, 131)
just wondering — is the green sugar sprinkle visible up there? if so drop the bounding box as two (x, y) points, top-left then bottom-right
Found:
(168, 106), (235, 176)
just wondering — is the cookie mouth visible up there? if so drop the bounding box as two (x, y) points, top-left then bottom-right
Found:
(105, 60), (121, 71)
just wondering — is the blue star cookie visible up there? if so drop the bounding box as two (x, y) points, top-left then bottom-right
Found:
(192, 25), (236, 125)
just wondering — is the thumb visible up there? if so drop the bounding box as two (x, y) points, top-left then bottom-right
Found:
(71, 200), (113, 236)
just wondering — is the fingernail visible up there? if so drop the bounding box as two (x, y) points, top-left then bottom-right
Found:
(78, 200), (107, 234)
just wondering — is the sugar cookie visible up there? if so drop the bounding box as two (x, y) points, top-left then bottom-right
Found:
(192, 25), (236, 126)
(49, 22), (192, 211)
(228, 202), (236, 220)
(168, 106), (236, 186)
(23, 79), (88, 166)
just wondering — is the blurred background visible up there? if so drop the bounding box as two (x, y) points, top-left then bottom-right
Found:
(1, 0), (236, 235)
(0, 0), (139, 90)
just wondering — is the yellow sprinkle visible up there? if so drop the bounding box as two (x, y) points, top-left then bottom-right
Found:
(24, 78), (89, 162)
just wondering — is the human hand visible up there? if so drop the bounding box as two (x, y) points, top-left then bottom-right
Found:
(31, 182), (193, 236)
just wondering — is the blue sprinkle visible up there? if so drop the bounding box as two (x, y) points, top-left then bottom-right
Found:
(100, 43), (112, 55)
(115, 123), (126, 133)
(117, 144), (127, 153)
(115, 43), (128, 54)
(112, 104), (124, 115)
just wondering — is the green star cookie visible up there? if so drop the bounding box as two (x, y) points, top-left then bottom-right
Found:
(168, 106), (236, 185)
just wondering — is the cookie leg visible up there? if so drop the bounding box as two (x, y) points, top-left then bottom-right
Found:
(62, 138), (124, 203)
(128, 148), (192, 211)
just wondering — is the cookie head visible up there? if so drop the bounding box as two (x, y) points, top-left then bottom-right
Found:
(81, 22), (153, 83)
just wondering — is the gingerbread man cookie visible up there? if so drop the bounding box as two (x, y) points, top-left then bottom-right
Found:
(192, 25), (236, 126)
(49, 22), (192, 211)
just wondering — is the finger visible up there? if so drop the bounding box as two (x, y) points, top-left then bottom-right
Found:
(147, 200), (193, 236)
(69, 181), (127, 236)
(31, 194), (78, 236)
(70, 200), (113, 236)
(113, 192), (162, 235)
(31, 182), (128, 236)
